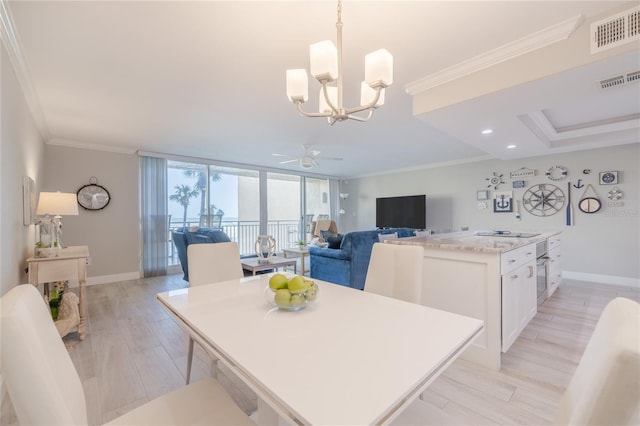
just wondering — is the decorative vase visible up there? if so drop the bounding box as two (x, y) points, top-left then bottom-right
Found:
(255, 235), (276, 263)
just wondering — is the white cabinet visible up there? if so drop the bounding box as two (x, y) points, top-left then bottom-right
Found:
(547, 235), (562, 297)
(501, 258), (536, 352)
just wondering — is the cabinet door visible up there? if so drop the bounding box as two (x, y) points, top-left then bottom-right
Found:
(502, 259), (536, 352)
(502, 271), (519, 352)
(519, 259), (537, 330)
(548, 245), (562, 297)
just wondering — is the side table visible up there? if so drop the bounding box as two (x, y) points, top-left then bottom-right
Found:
(282, 247), (310, 275)
(26, 246), (90, 340)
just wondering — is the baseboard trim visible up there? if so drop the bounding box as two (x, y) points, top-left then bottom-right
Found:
(563, 271), (639, 288)
(87, 272), (141, 286)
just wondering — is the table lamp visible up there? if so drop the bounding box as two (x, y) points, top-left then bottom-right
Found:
(36, 191), (79, 248)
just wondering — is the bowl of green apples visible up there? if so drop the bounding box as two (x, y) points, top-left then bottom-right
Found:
(266, 273), (318, 311)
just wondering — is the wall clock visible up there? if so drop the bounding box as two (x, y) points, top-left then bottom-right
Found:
(77, 177), (111, 210)
(522, 184), (565, 217)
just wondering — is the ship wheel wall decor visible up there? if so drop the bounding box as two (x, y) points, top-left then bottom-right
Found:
(485, 172), (505, 190)
(522, 184), (566, 217)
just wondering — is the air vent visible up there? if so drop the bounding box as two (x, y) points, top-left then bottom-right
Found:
(627, 70), (640, 83)
(597, 70), (640, 90)
(591, 6), (640, 54)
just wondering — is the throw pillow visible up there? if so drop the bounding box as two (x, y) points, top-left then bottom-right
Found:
(320, 230), (337, 241)
(327, 234), (343, 249)
(378, 232), (398, 243)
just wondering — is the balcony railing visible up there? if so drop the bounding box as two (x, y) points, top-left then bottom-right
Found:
(169, 219), (301, 265)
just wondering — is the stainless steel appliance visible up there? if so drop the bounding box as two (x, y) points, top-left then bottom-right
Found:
(536, 240), (548, 303)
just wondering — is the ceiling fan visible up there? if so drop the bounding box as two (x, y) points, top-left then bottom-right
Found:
(272, 144), (343, 169)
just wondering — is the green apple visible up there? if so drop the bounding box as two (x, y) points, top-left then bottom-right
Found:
(305, 285), (318, 301)
(269, 273), (289, 291)
(290, 294), (306, 308)
(288, 275), (308, 294)
(274, 289), (292, 307)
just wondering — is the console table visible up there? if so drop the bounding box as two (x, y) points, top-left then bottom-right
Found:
(26, 246), (90, 340)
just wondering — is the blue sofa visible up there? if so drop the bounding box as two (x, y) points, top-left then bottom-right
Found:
(171, 228), (232, 281)
(309, 228), (415, 290)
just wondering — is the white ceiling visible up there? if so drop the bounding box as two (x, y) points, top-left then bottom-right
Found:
(4, 0), (639, 178)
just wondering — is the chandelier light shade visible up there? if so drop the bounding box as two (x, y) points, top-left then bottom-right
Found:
(286, 0), (393, 125)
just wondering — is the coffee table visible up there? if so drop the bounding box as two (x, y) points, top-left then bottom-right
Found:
(281, 246), (309, 274)
(241, 256), (297, 276)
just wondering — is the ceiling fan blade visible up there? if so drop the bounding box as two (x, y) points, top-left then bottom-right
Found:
(272, 153), (291, 157)
(315, 156), (343, 161)
(279, 159), (298, 164)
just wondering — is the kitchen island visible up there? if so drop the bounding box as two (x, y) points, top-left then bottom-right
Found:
(392, 231), (560, 370)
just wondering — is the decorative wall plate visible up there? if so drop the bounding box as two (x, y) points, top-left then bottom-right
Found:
(77, 177), (111, 210)
(545, 165), (568, 181)
(522, 184), (565, 217)
(599, 171), (618, 185)
(607, 188), (623, 200)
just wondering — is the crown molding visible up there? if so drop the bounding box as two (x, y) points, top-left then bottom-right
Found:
(0, 0), (50, 141)
(404, 14), (584, 96)
(48, 138), (138, 155)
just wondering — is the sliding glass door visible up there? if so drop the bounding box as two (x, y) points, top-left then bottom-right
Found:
(158, 157), (333, 271)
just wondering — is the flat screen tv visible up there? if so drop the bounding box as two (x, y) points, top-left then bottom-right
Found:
(376, 194), (426, 230)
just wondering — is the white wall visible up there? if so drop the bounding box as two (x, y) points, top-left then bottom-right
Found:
(0, 43), (45, 296)
(42, 146), (140, 282)
(341, 144), (639, 285)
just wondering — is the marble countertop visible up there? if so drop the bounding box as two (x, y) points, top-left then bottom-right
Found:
(391, 231), (559, 254)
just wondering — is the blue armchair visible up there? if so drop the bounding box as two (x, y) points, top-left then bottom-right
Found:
(171, 228), (232, 281)
(309, 228), (415, 290)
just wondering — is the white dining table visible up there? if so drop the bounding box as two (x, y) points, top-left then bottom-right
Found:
(157, 274), (483, 425)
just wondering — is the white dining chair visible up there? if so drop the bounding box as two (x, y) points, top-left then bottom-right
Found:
(364, 242), (424, 303)
(555, 296), (639, 425)
(394, 296), (640, 425)
(1, 284), (253, 426)
(186, 242), (244, 384)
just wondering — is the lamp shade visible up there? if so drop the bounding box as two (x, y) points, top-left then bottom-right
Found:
(286, 69), (309, 102)
(360, 82), (385, 107)
(365, 49), (393, 87)
(310, 40), (338, 82)
(36, 192), (79, 216)
(319, 86), (338, 113)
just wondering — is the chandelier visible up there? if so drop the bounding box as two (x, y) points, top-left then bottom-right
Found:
(285, 0), (393, 125)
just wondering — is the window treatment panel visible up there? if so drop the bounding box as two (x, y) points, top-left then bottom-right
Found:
(140, 155), (168, 277)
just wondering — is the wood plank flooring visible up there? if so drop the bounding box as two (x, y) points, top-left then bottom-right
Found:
(3, 277), (638, 425)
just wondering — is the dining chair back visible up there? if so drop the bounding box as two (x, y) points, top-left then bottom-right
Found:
(555, 297), (639, 425)
(187, 242), (243, 286)
(2, 284), (88, 425)
(394, 296), (640, 425)
(185, 242), (243, 384)
(1, 284), (253, 425)
(364, 242), (424, 303)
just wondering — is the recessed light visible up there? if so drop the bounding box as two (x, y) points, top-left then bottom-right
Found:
(506, 144), (517, 149)
(481, 129), (493, 135)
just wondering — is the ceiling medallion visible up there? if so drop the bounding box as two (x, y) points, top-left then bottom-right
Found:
(285, 0), (393, 125)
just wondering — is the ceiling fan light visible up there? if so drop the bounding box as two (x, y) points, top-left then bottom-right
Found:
(319, 86), (338, 113)
(365, 49), (393, 87)
(300, 156), (314, 168)
(310, 40), (338, 82)
(286, 69), (309, 102)
(360, 82), (385, 107)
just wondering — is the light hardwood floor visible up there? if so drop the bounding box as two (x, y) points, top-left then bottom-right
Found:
(6, 276), (639, 425)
